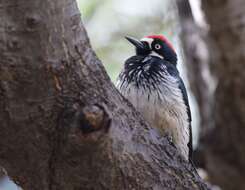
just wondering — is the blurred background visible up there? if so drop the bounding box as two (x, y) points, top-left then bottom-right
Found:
(1, 0), (245, 190)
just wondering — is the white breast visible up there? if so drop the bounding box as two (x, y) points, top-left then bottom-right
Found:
(116, 74), (190, 160)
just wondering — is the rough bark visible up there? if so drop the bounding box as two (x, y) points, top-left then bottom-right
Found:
(201, 0), (245, 189)
(0, 0), (210, 189)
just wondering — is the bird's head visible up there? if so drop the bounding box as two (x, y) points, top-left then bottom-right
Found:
(125, 35), (177, 65)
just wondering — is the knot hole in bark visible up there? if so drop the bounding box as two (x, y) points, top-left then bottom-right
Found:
(25, 15), (41, 31)
(78, 104), (111, 134)
(59, 103), (111, 135)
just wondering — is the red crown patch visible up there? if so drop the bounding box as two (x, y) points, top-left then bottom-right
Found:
(146, 35), (175, 52)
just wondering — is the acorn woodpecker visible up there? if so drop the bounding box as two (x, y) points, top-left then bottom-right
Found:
(116, 35), (192, 161)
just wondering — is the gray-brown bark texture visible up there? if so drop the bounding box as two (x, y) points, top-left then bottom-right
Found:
(176, 0), (214, 168)
(176, 0), (213, 136)
(0, 0), (210, 189)
(201, 0), (245, 189)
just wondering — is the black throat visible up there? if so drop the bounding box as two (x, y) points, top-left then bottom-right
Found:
(119, 55), (178, 90)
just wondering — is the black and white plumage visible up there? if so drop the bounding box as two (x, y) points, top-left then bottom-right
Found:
(116, 35), (192, 161)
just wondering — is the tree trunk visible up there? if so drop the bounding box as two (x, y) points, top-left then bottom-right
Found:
(176, 0), (215, 168)
(0, 0), (209, 189)
(176, 0), (214, 140)
(201, 0), (245, 189)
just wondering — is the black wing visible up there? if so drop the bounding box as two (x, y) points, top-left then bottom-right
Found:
(166, 63), (192, 160)
(178, 78), (192, 161)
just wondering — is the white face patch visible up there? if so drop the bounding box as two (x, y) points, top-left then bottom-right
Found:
(140, 37), (164, 59)
(140, 37), (154, 48)
(149, 51), (164, 59)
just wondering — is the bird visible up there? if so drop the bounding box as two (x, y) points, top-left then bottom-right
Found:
(116, 35), (192, 161)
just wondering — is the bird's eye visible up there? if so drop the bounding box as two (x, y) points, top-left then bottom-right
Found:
(155, 44), (161, 50)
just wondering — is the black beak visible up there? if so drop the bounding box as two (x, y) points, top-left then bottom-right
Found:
(125, 36), (145, 50)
